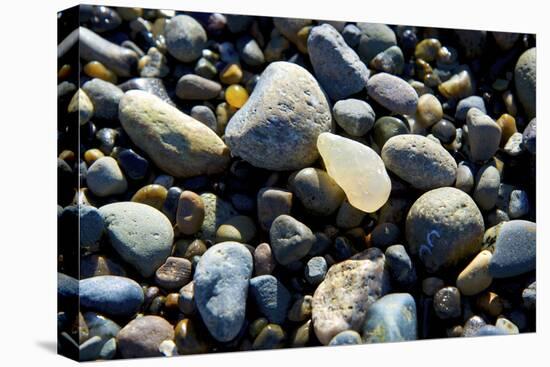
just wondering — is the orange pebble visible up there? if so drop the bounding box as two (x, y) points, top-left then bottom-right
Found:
(225, 84), (249, 108)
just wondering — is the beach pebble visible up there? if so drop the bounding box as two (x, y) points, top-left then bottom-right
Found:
(476, 291), (503, 317)
(200, 193), (237, 241)
(257, 188), (293, 231)
(455, 163), (474, 193)
(174, 318), (208, 355)
(117, 316), (175, 358)
(80, 255), (126, 278)
(194, 242), (253, 342)
(369, 223), (400, 249)
(270, 215), (315, 265)
(367, 72), (419, 115)
(372, 116), (410, 149)
(69, 89), (94, 125)
(385, 245), (417, 288)
(415, 94), (443, 128)
(342, 24), (362, 47)
(237, 36), (265, 66)
(249, 275), (292, 324)
(215, 215), (257, 243)
(119, 90), (230, 178)
(514, 48), (536, 119)
(155, 257), (192, 290)
(329, 330), (362, 346)
(522, 281), (536, 310)
(357, 23), (397, 64)
(523, 118), (536, 154)
(370, 45), (404, 75)
(466, 108), (502, 162)
(317, 132), (391, 213)
(488, 220), (536, 278)
(116, 148), (149, 181)
(336, 200), (366, 229)
(422, 277), (444, 296)
(82, 78), (123, 120)
(333, 99), (376, 137)
(406, 187), (484, 272)
(508, 190), (529, 219)
(165, 15), (207, 62)
(191, 105), (217, 132)
(176, 74), (222, 100)
(225, 62), (331, 170)
(288, 295), (313, 322)
(86, 157), (127, 197)
(473, 165), (500, 211)
(80, 275), (143, 317)
(99, 202), (174, 277)
(308, 23), (369, 100)
(433, 287), (461, 319)
(456, 250), (493, 296)
(254, 243), (276, 276)
(455, 95), (486, 121)
(177, 191), (205, 236)
(80, 206), (104, 252)
(252, 324), (286, 350)
(292, 167), (345, 216)
(495, 317), (519, 335)
(504, 132), (524, 156)
(362, 293), (417, 343)
(312, 247), (390, 345)
(381, 134), (457, 190)
(178, 282), (195, 315)
(431, 120), (456, 144)
(305, 256), (328, 285)
(131, 184), (167, 210)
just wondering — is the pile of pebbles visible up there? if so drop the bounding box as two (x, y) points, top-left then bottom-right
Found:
(57, 5), (536, 361)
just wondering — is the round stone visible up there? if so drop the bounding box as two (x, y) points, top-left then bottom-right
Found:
(369, 222), (400, 249)
(79, 275), (143, 317)
(292, 167), (345, 216)
(249, 275), (292, 324)
(252, 324), (286, 350)
(356, 23), (397, 64)
(194, 242), (253, 342)
(257, 188), (293, 231)
(99, 202), (174, 277)
(523, 118), (536, 154)
(317, 132), (391, 213)
(514, 48), (536, 119)
(455, 163), (474, 193)
(370, 45), (405, 75)
(406, 187), (484, 272)
(225, 84), (249, 108)
(176, 74), (222, 100)
(466, 108), (502, 162)
(269, 215), (315, 265)
(416, 94), (443, 128)
(191, 105), (217, 132)
(473, 165), (500, 211)
(237, 35), (265, 66)
(225, 62), (331, 170)
(304, 256), (328, 285)
(116, 148), (149, 181)
(254, 243), (276, 276)
(155, 256), (192, 290)
(476, 291), (503, 317)
(342, 24), (362, 47)
(455, 95), (486, 121)
(80, 206), (104, 252)
(82, 78), (123, 120)
(308, 23), (369, 100)
(381, 134), (457, 190)
(433, 286), (461, 319)
(117, 316), (175, 358)
(488, 220), (536, 278)
(385, 244), (417, 287)
(329, 330), (362, 346)
(333, 99), (376, 137)
(367, 72), (419, 115)
(86, 157), (127, 197)
(174, 318), (208, 355)
(362, 293), (417, 343)
(312, 247), (391, 345)
(176, 191), (205, 236)
(336, 200), (366, 229)
(372, 116), (410, 149)
(119, 90), (230, 178)
(431, 119), (456, 144)
(508, 190), (529, 219)
(288, 295), (313, 322)
(456, 250), (493, 296)
(165, 15), (207, 62)
(496, 113), (517, 148)
(215, 215), (257, 243)
(131, 184), (167, 210)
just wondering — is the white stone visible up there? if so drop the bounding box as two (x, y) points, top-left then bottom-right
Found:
(317, 132), (391, 213)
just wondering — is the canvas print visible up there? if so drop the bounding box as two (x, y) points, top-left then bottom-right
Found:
(57, 4), (536, 361)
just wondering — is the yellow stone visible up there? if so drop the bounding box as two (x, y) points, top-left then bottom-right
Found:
(456, 250), (493, 296)
(317, 132), (391, 213)
(225, 84), (249, 108)
(58, 64), (71, 79)
(496, 113), (517, 147)
(416, 94), (443, 128)
(83, 61), (118, 84)
(131, 184), (168, 210)
(220, 64), (243, 85)
(296, 26), (312, 53)
(84, 149), (104, 166)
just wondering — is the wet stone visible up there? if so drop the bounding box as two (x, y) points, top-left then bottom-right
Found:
(372, 116), (410, 149)
(433, 287), (461, 319)
(254, 243), (276, 276)
(131, 184), (167, 210)
(177, 191), (205, 236)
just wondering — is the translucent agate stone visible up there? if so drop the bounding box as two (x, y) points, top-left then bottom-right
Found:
(317, 132), (391, 213)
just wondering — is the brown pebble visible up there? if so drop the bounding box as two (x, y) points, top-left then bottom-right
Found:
(476, 291), (503, 317)
(178, 281), (195, 315)
(84, 148), (105, 165)
(254, 243), (276, 276)
(164, 292), (180, 309)
(176, 191), (205, 235)
(257, 187), (293, 231)
(117, 316), (175, 358)
(84, 60), (118, 84)
(155, 256), (192, 290)
(220, 63), (243, 84)
(495, 113), (517, 147)
(58, 64), (72, 79)
(174, 239), (208, 260)
(131, 184), (168, 210)
(59, 150), (75, 164)
(416, 94), (443, 128)
(174, 318), (209, 355)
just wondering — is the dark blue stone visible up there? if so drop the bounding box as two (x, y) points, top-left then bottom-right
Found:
(332, 236), (352, 261)
(161, 186), (182, 224)
(249, 275), (291, 324)
(58, 272), (78, 302)
(472, 325), (509, 336)
(455, 96), (486, 121)
(328, 330), (362, 346)
(522, 117), (536, 154)
(79, 206), (104, 250)
(79, 275), (144, 317)
(489, 220), (536, 278)
(385, 244), (417, 288)
(308, 232), (332, 256)
(230, 193), (255, 213)
(95, 128), (118, 155)
(116, 148), (149, 180)
(362, 293), (417, 343)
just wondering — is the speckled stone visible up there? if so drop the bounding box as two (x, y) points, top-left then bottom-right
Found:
(249, 275), (292, 324)
(522, 281), (536, 310)
(381, 134), (457, 190)
(194, 242), (253, 342)
(488, 220), (536, 278)
(406, 187), (484, 272)
(367, 73), (419, 115)
(117, 316), (175, 358)
(362, 293), (417, 343)
(99, 202), (174, 277)
(312, 247), (391, 345)
(508, 190), (530, 219)
(308, 24), (369, 100)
